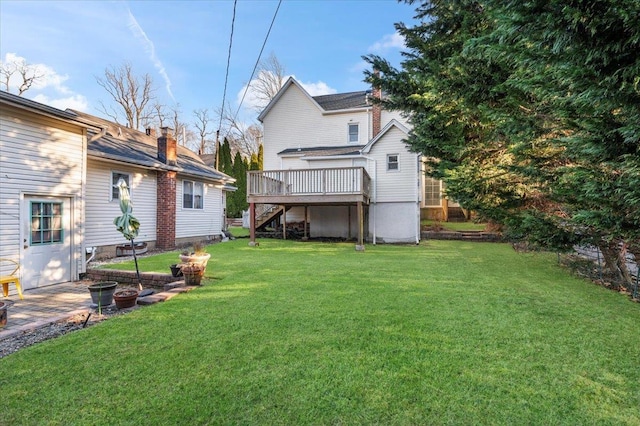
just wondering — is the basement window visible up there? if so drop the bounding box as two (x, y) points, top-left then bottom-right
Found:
(183, 180), (204, 209)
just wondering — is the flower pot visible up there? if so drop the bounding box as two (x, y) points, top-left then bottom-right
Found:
(179, 253), (211, 269)
(182, 266), (205, 286)
(88, 281), (117, 307)
(170, 264), (183, 277)
(114, 289), (139, 309)
(0, 301), (7, 328)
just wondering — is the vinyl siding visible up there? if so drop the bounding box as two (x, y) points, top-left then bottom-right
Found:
(176, 178), (223, 239)
(262, 84), (369, 170)
(367, 126), (418, 203)
(85, 159), (157, 246)
(0, 107), (85, 274)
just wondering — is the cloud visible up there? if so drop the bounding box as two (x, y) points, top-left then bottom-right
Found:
(1, 53), (88, 110)
(33, 93), (88, 111)
(368, 32), (405, 53)
(235, 73), (337, 113)
(127, 9), (174, 101)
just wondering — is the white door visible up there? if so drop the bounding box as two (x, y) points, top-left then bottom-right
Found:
(22, 196), (72, 289)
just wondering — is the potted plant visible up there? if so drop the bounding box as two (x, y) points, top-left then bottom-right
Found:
(88, 281), (117, 312)
(0, 301), (7, 328)
(170, 264), (183, 277)
(113, 288), (139, 309)
(181, 263), (205, 286)
(179, 242), (211, 270)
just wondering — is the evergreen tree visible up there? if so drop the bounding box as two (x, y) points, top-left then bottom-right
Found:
(365, 0), (640, 281)
(257, 143), (264, 170)
(227, 151), (248, 217)
(219, 138), (233, 175)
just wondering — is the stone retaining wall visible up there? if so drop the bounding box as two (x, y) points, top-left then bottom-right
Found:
(422, 231), (503, 242)
(86, 269), (176, 289)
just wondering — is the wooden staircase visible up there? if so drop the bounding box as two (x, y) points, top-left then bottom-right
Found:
(256, 204), (289, 230)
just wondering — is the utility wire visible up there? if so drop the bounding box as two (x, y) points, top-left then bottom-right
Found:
(232, 0), (283, 125)
(218, 0), (238, 132)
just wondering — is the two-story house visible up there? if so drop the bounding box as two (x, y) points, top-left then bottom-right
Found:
(248, 77), (449, 248)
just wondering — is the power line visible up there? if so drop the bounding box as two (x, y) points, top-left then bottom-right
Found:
(218, 0), (238, 132)
(232, 0), (283, 125)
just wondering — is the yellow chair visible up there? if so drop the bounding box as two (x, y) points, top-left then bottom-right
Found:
(1, 258), (23, 300)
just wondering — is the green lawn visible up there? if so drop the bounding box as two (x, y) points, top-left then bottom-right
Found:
(2, 239), (639, 425)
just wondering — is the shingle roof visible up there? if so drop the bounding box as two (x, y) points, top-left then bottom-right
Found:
(69, 110), (234, 184)
(278, 145), (365, 157)
(0, 90), (87, 123)
(312, 91), (370, 111)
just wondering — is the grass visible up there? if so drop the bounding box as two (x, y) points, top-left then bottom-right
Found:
(422, 219), (488, 232)
(2, 239), (639, 425)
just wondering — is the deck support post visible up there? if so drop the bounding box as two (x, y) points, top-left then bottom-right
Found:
(356, 201), (365, 251)
(348, 206), (352, 240)
(282, 205), (287, 240)
(249, 202), (258, 247)
(302, 206), (308, 241)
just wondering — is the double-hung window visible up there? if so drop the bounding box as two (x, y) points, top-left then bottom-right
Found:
(111, 172), (130, 201)
(348, 123), (359, 143)
(387, 154), (399, 171)
(183, 180), (204, 209)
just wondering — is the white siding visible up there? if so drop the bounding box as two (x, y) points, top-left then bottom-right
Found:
(367, 126), (418, 203)
(0, 107), (85, 277)
(176, 178), (223, 239)
(85, 159), (157, 247)
(370, 202), (419, 244)
(262, 84), (369, 170)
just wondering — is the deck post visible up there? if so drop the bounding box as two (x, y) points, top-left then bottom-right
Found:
(356, 201), (365, 251)
(249, 202), (258, 247)
(302, 206), (308, 241)
(282, 205), (287, 240)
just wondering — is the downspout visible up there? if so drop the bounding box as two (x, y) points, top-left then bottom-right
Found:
(360, 154), (377, 244)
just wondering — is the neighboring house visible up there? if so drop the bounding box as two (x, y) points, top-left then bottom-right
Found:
(248, 77), (451, 247)
(0, 91), (234, 294)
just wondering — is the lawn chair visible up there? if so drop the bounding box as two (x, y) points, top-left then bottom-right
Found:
(1, 258), (24, 300)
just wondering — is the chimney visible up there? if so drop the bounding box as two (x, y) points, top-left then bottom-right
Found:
(157, 127), (177, 166)
(145, 127), (156, 138)
(371, 70), (382, 138)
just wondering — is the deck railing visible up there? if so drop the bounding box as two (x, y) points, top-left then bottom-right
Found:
(248, 167), (371, 199)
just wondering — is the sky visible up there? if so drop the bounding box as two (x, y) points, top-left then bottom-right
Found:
(0, 0), (416, 131)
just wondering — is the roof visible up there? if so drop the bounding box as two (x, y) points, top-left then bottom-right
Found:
(258, 77), (372, 122)
(278, 145), (366, 157)
(69, 110), (235, 185)
(0, 90), (92, 126)
(312, 91), (370, 111)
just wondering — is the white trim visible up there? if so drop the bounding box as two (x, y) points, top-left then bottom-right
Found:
(361, 119), (410, 154)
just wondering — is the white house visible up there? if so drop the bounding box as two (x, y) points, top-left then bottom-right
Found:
(247, 77), (445, 247)
(0, 91), (234, 294)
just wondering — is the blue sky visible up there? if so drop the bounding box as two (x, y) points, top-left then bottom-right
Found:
(0, 0), (415, 129)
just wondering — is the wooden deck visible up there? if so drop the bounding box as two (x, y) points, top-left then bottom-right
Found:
(247, 167), (371, 205)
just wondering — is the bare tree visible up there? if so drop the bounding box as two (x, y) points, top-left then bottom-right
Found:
(215, 103), (262, 159)
(193, 108), (215, 155)
(249, 53), (286, 111)
(0, 57), (43, 95)
(96, 62), (155, 129)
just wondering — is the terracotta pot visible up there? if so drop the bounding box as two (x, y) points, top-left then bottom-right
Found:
(114, 290), (139, 309)
(182, 267), (204, 286)
(0, 301), (7, 328)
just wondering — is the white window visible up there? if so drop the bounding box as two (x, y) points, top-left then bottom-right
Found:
(424, 177), (442, 207)
(387, 154), (399, 171)
(111, 172), (130, 201)
(183, 180), (204, 209)
(348, 123), (359, 143)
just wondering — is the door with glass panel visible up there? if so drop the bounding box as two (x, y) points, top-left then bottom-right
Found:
(22, 196), (72, 289)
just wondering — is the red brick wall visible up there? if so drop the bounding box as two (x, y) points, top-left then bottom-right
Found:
(156, 170), (176, 249)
